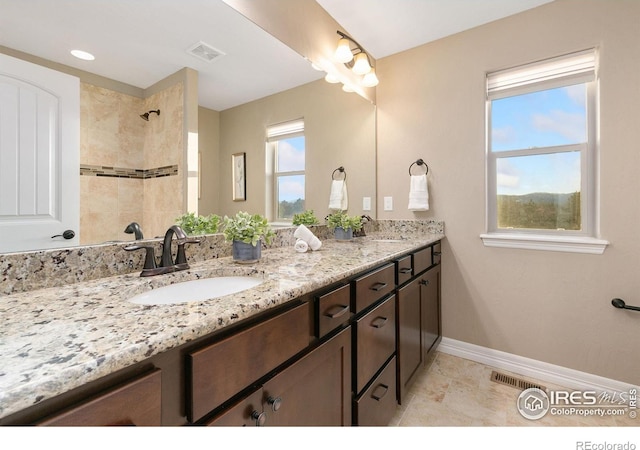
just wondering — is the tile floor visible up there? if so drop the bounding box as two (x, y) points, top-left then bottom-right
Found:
(388, 351), (637, 427)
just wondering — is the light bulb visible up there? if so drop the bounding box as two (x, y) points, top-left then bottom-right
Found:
(334, 38), (353, 63)
(362, 68), (379, 87)
(342, 84), (355, 93)
(352, 52), (371, 75)
(325, 73), (340, 83)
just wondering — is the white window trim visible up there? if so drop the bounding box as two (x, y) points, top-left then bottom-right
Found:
(482, 49), (608, 254)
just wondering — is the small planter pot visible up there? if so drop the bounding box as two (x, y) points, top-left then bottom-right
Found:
(334, 227), (353, 241)
(232, 240), (261, 263)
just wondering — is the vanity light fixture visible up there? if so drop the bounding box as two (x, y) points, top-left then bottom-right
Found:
(331, 30), (378, 87)
(70, 49), (95, 61)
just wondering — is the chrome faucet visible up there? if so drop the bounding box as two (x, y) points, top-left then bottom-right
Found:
(125, 225), (201, 277)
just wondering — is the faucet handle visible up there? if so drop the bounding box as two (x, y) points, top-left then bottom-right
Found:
(124, 245), (157, 270)
(175, 237), (202, 267)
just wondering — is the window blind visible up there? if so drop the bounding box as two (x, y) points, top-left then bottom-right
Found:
(266, 119), (304, 141)
(487, 49), (596, 98)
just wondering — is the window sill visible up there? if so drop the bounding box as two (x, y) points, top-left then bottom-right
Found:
(479, 233), (609, 254)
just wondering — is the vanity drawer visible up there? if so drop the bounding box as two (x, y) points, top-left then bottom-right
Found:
(38, 369), (162, 426)
(354, 294), (396, 394)
(316, 284), (352, 338)
(187, 302), (311, 423)
(395, 255), (413, 286)
(353, 263), (395, 313)
(353, 356), (397, 426)
(413, 246), (431, 275)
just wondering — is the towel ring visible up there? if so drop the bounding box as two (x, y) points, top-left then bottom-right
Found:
(409, 159), (429, 176)
(332, 166), (346, 181)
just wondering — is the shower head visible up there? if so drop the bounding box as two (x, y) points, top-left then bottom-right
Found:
(140, 109), (160, 121)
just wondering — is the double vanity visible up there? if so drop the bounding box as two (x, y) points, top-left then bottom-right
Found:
(0, 224), (443, 426)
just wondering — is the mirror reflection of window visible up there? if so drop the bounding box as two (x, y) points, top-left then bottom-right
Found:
(266, 120), (305, 222)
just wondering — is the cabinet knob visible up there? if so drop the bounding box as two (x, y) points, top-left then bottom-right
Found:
(419, 279), (430, 286)
(267, 396), (282, 412)
(251, 410), (266, 426)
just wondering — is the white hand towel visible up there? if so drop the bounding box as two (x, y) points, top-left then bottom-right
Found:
(408, 174), (429, 211)
(328, 180), (348, 211)
(294, 239), (309, 253)
(294, 225), (322, 251)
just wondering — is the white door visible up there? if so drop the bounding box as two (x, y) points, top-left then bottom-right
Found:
(0, 53), (79, 253)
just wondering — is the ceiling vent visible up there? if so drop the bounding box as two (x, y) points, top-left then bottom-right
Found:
(186, 41), (225, 63)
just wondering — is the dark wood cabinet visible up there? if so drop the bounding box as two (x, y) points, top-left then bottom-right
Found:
(38, 369), (162, 426)
(397, 277), (422, 403)
(395, 243), (442, 404)
(262, 327), (351, 426)
(421, 264), (441, 359)
(353, 356), (397, 426)
(186, 302), (311, 422)
(206, 327), (351, 426)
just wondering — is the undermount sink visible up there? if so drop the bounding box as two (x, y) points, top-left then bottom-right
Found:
(128, 276), (263, 305)
(371, 239), (406, 243)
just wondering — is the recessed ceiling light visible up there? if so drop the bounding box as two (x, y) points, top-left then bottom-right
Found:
(70, 49), (95, 61)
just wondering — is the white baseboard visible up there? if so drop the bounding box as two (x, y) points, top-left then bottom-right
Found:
(438, 337), (636, 394)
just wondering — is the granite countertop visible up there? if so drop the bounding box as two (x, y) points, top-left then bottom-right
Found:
(0, 232), (443, 419)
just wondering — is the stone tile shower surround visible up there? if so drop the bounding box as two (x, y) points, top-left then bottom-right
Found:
(79, 82), (184, 245)
(0, 220), (443, 295)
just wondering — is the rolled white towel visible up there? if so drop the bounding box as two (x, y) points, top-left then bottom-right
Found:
(294, 239), (309, 253)
(328, 180), (348, 210)
(408, 174), (429, 211)
(294, 224), (322, 251)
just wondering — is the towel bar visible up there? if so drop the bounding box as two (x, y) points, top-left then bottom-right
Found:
(332, 166), (346, 180)
(409, 159), (429, 176)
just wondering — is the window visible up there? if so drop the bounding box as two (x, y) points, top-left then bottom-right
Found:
(481, 49), (608, 254)
(266, 119), (305, 222)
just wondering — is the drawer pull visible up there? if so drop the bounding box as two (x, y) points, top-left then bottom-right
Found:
(267, 396), (282, 412)
(323, 304), (350, 319)
(251, 410), (266, 426)
(371, 316), (388, 328)
(433, 251), (442, 257)
(399, 267), (412, 274)
(371, 384), (389, 401)
(370, 282), (388, 291)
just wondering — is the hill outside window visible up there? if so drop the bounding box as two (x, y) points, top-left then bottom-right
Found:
(481, 49), (608, 254)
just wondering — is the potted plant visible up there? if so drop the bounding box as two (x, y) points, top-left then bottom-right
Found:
(292, 210), (320, 226)
(326, 211), (363, 241)
(175, 212), (221, 235)
(223, 211), (275, 263)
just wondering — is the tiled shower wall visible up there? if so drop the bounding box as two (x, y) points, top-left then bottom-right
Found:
(79, 82), (184, 244)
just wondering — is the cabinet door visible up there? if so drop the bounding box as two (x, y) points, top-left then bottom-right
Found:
(262, 327), (351, 426)
(38, 370), (161, 426)
(205, 388), (265, 427)
(396, 278), (422, 404)
(421, 265), (441, 359)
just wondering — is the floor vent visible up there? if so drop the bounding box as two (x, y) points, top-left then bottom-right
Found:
(490, 371), (546, 391)
(186, 41), (225, 63)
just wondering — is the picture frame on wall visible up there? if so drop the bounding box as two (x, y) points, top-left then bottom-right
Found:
(232, 152), (246, 201)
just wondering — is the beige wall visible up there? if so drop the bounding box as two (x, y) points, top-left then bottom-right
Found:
(377, 0), (640, 384)
(218, 79), (376, 220)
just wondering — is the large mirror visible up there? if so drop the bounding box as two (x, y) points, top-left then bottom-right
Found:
(0, 0), (376, 253)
